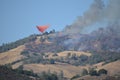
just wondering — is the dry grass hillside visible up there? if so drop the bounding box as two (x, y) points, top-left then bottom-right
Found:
(76, 75), (118, 80)
(34, 36), (41, 44)
(0, 45), (25, 65)
(72, 60), (120, 80)
(97, 60), (120, 76)
(0, 42), (119, 79)
(23, 60), (120, 79)
(45, 51), (91, 59)
(35, 36), (52, 44)
(91, 60), (120, 76)
(12, 61), (24, 69)
(23, 63), (84, 78)
(58, 51), (91, 57)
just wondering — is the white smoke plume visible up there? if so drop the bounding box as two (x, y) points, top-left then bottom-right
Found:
(63, 0), (120, 34)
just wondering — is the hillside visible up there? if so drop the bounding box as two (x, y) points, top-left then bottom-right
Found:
(0, 65), (33, 80)
(0, 45), (25, 65)
(58, 51), (91, 57)
(97, 60), (120, 76)
(76, 60), (120, 80)
(0, 0), (120, 80)
(0, 20), (120, 80)
(23, 63), (82, 78)
(0, 28), (120, 79)
(0, 34), (37, 53)
(23, 60), (120, 79)
(45, 51), (91, 59)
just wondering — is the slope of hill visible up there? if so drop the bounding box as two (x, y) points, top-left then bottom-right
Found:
(45, 51), (91, 59)
(0, 0), (120, 79)
(0, 65), (33, 80)
(0, 23), (120, 80)
(77, 75), (120, 80)
(23, 60), (120, 79)
(79, 26), (120, 52)
(0, 34), (37, 53)
(0, 45), (25, 65)
(70, 60), (120, 80)
(23, 63), (82, 78)
(58, 51), (91, 57)
(97, 60), (120, 76)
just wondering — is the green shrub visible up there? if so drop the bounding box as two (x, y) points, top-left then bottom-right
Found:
(81, 69), (88, 76)
(98, 69), (107, 75)
(49, 59), (55, 64)
(89, 68), (98, 76)
(71, 74), (80, 80)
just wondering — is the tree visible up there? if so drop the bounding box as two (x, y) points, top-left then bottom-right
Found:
(40, 71), (58, 80)
(66, 52), (71, 58)
(43, 31), (49, 35)
(51, 74), (58, 80)
(89, 68), (98, 76)
(49, 29), (55, 34)
(71, 53), (78, 60)
(58, 70), (64, 80)
(71, 74), (80, 80)
(21, 50), (29, 57)
(81, 69), (88, 76)
(98, 69), (107, 75)
(40, 36), (46, 42)
(53, 53), (58, 56)
(79, 55), (88, 62)
(49, 59), (55, 64)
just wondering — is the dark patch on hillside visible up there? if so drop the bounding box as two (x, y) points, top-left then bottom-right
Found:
(0, 65), (33, 80)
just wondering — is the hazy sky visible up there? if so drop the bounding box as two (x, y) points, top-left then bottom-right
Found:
(0, 0), (94, 45)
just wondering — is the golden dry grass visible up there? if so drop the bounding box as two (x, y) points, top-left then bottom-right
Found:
(58, 51), (91, 57)
(97, 60), (120, 76)
(0, 45), (25, 65)
(77, 75), (107, 80)
(12, 61), (23, 69)
(23, 60), (120, 78)
(45, 51), (92, 59)
(24, 63), (84, 78)
(0, 41), (119, 79)
(35, 36), (52, 44)
(75, 61), (120, 80)
(34, 36), (41, 44)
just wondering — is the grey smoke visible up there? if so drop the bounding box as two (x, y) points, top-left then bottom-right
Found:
(63, 0), (120, 34)
(105, 0), (120, 21)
